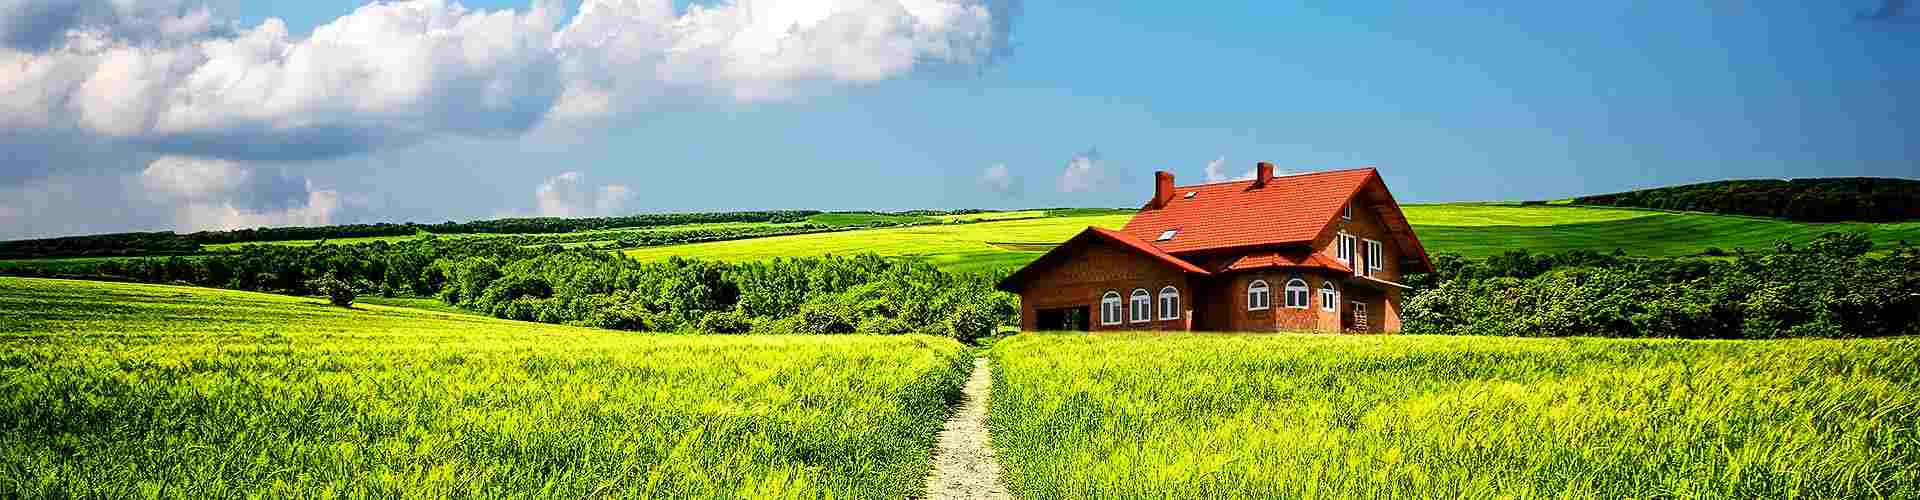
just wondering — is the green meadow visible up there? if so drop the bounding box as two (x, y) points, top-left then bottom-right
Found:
(622, 214), (1134, 272)
(621, 204), (1920, 271)
(988, 333), (1920, 498)
(0, 277), (969, 498)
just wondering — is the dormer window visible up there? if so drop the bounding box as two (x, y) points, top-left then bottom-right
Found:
(1157, 229), (1178, 241)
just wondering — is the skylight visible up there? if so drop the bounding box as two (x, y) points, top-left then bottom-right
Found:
(1183, 191), (1196, 199)
(1157, 229), (1178, 241)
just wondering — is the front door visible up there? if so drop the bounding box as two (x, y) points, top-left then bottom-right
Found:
(1349, 301), (1369, 332)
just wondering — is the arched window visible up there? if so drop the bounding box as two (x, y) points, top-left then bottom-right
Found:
(1129, 289), (1152, 323)
(1158, 286), (1180, 320)
(1320, 280), (1338, 312)
(1247, 280), (1270, 311)
(1285, 279), (1310, 309)
(1100, 291), (1122, 326)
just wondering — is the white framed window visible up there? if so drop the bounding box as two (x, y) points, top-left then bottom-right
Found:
(1364, 239), (1383, 277)
(1100, 291), (1122, 326)
(1158, 286), (1181, 320)
(1129, 289), (1152, 323)
(1337, 232), (1356, 264)
(1343, 201), (1353, 221)
(1247, 280), (1270, 311)
(1285, 279), (1310, 309)
(1320, 281), (1338, 311)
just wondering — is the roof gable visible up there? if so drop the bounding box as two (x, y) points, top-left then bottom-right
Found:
(1121, 167), (1377, 254)
(997, 227), (1209, 293)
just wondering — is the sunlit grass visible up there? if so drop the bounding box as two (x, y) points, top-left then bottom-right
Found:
(622, 215), (1132, 272)
(988, 332), (1920, 498)
(0, 277), (970, 498)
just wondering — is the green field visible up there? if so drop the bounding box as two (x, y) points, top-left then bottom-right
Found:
(0, 277), (969, 498)
(988, 333), (1920, 498)
(623, 214), (1133, 273)
(1405, 204), (1920, 258)
(619, 204), (1920, 271)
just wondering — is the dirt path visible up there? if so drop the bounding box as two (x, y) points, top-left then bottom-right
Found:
(923, 357), (1011, 500)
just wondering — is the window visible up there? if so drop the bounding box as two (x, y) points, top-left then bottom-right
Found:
(1129, 289), (1152, 323)
(1337, 232), (1356, 264)
(1285, 279), (1310, 309)
(1364, 239), (1383, 277)
(1247, 280), (1270, 311)
(1158, 286), (1180, 320)
(1320, 281), (1338, 311)
(1157, 229), (1178, 241)
(1343, 201), (1353, 221)
(1100, 291), (1122, 326)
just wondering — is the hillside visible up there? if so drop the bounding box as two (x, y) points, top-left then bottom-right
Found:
(623, 204), (1920, 271)
(1573, 177), (1920, 222)
(0, 277), (968, 498)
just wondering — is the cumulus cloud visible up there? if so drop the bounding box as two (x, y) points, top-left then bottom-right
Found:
(1203, 156), (1254, 183)
(1055, 149), (1103, 193)
(0, 155), (347, 239)
(533, 171), (629, 217)
(0, 0), (1022, 164)
(977, 163), (1018, 197)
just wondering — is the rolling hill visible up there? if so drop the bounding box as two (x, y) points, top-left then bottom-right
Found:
(624, 204), (1920, 271)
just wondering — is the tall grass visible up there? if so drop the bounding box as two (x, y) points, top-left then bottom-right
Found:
(0, 277), (971, 498)
(988, 333), (1920, 498)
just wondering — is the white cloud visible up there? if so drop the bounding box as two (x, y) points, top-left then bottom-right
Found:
(977, 162), (1018, 197)
(0, 155), (348, 239)
(0, 0), (1021, 162)
(533, 171), (629, 217)
(1203, 155), (1254, 183)
(1055, 149), (1103, 193)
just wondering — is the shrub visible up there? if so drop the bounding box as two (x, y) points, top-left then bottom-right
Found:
(857, 316), (915, 335)
(697, 309), (754, 334)
(944, 301), (998, 344)
(307, 274), (356, 308)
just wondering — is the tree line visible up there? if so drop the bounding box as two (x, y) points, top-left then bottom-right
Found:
(1402, 232), (1919, 338)
(0, 236), (1015, 342)
(1573, 177), (1920, 222)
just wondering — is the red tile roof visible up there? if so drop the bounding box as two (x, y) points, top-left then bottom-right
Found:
(1221, 250), (1353, 274)
(996, 227), (1208, 293)
(1122, 168), (1377, 254)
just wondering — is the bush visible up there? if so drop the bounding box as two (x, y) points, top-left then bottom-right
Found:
(944, 301), (998, 344)
(307, 274), (356, 308)
(857, 316), (915, 335)
(698, 309), (754, 334)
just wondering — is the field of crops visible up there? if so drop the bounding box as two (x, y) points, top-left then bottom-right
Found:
(988, 333), (1920, 498)
(0, 277), (970, 498)
(618, 204), (1920, 271)
(1406, 204), (1920, 258)
(623, 214), (1133, 273)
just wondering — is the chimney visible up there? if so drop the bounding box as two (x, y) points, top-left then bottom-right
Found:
(1152, 171), (1176, 208)
(1253, 161), (1275, 187)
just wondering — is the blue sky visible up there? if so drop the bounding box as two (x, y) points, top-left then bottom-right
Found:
(1, 1), (1915, 239)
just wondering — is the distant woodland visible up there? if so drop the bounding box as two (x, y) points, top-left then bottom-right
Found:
(1573, 177), (1920, 222)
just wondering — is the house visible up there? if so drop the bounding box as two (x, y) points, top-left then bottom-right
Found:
(997, 163), (1432, 333)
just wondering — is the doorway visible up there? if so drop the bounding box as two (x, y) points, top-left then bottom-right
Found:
(1036, 306), (1090, 331)
(1348, 301), (1370, 332)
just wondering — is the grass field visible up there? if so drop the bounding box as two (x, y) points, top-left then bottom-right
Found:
(623, 214), (1133, 273)
(621, 204), (1920, 271)
(1405, 204), (1920, 258)
(0, 277), (970, 498)
(988, 333), (1920, 498)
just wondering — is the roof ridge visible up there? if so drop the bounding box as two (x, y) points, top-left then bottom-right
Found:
(1174, 166), (1376, 189)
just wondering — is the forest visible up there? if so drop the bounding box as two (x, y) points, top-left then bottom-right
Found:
(1402, 232), (1919, 338)
(1572, 177), (1920, 222)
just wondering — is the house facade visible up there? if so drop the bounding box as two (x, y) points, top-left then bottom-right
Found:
(998, 163), (1432, 333)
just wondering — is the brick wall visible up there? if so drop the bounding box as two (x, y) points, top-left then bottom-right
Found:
(1018, 238), (1193, 332)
